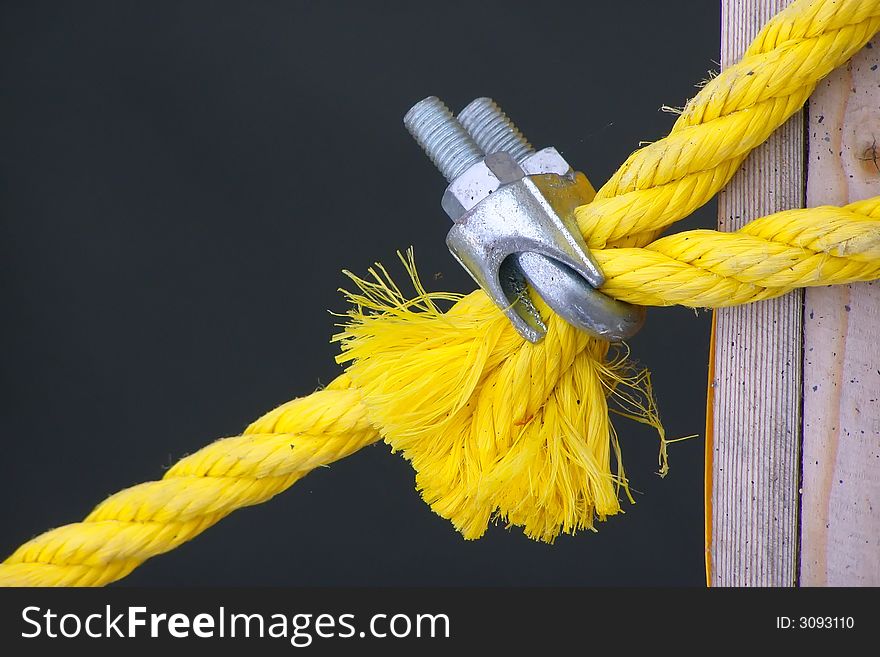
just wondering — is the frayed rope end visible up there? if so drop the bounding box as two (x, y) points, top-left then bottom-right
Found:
(334, 249), (668, 543)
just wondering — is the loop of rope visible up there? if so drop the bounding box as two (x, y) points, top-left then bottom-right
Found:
(3, 0), (878, 586)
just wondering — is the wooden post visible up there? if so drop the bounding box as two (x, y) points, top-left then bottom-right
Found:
(710, 0), (880, 586)
(800, 40), (880, 586)
(709, 0), (804, 586)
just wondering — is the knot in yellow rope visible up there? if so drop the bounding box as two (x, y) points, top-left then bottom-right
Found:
(3, 0), (879, 586)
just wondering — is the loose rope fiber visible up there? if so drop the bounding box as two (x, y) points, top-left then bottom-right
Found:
(3, 0), (879, 586)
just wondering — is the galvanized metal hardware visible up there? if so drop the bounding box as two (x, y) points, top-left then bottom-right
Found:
(403, 96), (645, 343)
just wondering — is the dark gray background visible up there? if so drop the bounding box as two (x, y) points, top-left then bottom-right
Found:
(0, 1), (718, 585)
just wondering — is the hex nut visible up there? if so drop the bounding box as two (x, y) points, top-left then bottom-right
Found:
(441, 151), (526, 222)
(519, 146), (572, 176)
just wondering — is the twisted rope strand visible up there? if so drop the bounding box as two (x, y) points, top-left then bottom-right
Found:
(578, 1), (880, 249)
(596, 200), (880, 306)
(0, 376), (378, 586)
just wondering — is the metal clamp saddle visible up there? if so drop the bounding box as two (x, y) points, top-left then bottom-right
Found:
(403, 96), (645, 343)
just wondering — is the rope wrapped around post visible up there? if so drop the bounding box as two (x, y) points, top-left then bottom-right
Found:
(2, 0), (879, 586)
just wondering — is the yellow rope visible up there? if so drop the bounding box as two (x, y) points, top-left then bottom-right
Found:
(598, 199), (880, 306)
(3, 0), (879, 586)
(1, 375), (378, 586)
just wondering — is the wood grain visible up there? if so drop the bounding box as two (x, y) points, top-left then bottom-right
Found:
(800, 40), (880, 586)
(709, 0), (804, 587)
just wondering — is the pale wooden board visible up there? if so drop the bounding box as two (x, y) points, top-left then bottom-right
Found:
(710, 0), (804, 587)
(800, 40), (880, 586)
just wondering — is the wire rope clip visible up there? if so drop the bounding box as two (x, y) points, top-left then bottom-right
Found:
(404, 96), (645, 343)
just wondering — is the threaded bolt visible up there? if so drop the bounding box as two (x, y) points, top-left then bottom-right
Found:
(403, 96), (484, 182)
(457, 97), (534, 164)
